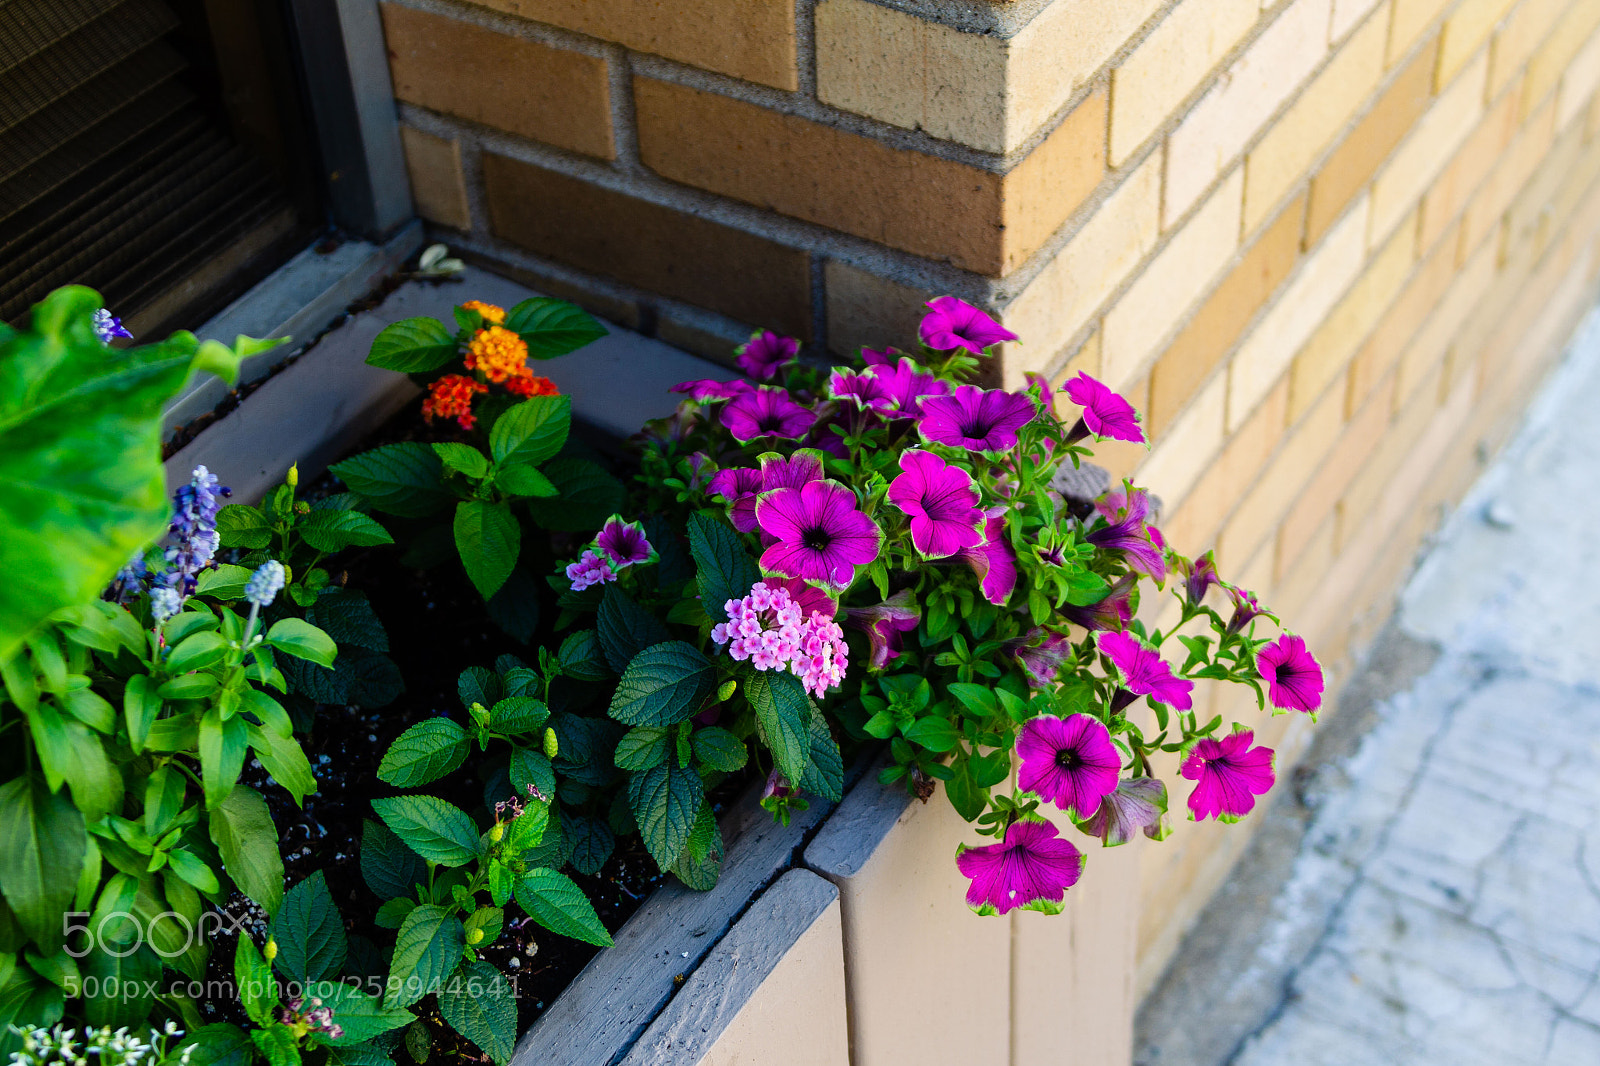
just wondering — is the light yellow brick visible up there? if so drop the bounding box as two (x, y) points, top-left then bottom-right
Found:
(999, 152), (1164, 388)
(1164, 0), (1332, 224)
(1369, 49), (1489, 246)
(1134, 371), (1228, 508)
(1394, 231), (1499, 402)
(1102, 168), (1244, 390)
(1525, 0), (1600, 114)
(1389, 0), (1453, 64)
(1110, 0), (1259, 165)
(1556, 25), (1600, 129)
(1488, 0), (1568, 98)
(1228, 194), (1371, 430)
(816, 0), (1162, 153)
(1333, 0), (1387, 40)
(1244, 2), (1390, 233)
(1437, 0), (1519, 89)
(1288, 212), (1416, 419)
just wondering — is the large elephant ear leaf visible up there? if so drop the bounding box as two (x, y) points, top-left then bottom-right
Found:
(0, 287), (268, 659)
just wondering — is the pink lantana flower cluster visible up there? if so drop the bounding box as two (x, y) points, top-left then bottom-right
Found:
(711, 582), (849, 698)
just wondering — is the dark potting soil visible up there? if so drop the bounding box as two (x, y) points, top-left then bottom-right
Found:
(195, 396), (759, 1062)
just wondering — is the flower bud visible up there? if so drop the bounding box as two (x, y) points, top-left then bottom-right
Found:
(466, 928), (484, 945)
(264, 938), (278, 961)
(286, 464), (299, 488)
(489, 822), (505, 843)
(543, 727), (559, 759)
(717, 679), (737, 702)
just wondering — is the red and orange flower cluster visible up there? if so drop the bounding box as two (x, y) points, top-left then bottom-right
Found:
(420, 301), (558, 430)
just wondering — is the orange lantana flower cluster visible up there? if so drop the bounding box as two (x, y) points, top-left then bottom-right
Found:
(420, 301), (559, 430)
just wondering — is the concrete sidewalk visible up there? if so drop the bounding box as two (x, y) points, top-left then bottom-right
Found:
(1136, 302), (1600, 1066)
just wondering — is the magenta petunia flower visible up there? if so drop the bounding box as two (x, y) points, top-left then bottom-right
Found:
(596, 515), (655, 568)
(918, 384), (1037, 452)
(565, 549), (616, 591)
(1257, 634), (1324, 713)
(956, 819), (1084, 916)
(845, 590), (921, 668)
(828, 368), (895, 410)
(887, 449), (985, 559)
(737, 330), (799, 380)
(1059, 574), (1136, 632)
(1177, 551), (1221, 606)
(721, 386), (818, 443)
(1086, 484), (1166, 582)
(756, 480), (883, 589)
(1181, 729), (1275, 822)
(1225, 585), (1273, 634)
(865, 357), (950, 420)
(671, 378), (754, 402)
(758, 449), (825, 492)
(1011, 628), (1074, 688)
(1076, 778), (1169, 846)
(919, 296), (1018, 355)
(1063, 372), (1145, 444)
(709, 466), (764, 532)
(952, 512), (1017, 606)
(862, 346), (899, 366)
(1016, 714), (1121, 819)
(1096, 630), (1194, 710)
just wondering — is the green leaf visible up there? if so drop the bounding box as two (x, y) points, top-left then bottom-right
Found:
(432, 442), (489, 480)
(215, 505), (273, 550)
(266, 617), (337, 668)
(271, 870), (347, 983)
(903, 716), (963, 753)
(167, 849), (221, 894)
(503, 297), (606, 358)
(493, 465), (557, 497)
(0, 288), (242, 661)
(331, 444), (453, 518)
(252, 1023), (302, 1066)
(947, 683), (999, 718)
(179, 1024), (255, 1066)
(319, 983), (415, 1045)
(196, 563), (256, 601)
(745, 672), (812, 784)
(508, 748), (555, 800)
(626, 761), (704, 870)
(488, 697), (547, 734)
(457, 665), (502, 709)
(669, 801), (723, 891)
(798, 706), (844, 802)
(198, 707), (248, 809)
(688, 513), (760, 624)
(306, 588), (389, 652)
(365, 316), (459, 373)
(454, 500), (520, 600)
(378, 719), (469, 788)
(691, 727), (748, 773)
(596, 586), (670, 673)
(558, 629), (610, 680)
(608, 642), (715, 726)
(485, 568), (541, 643)
(360, 820), (428, 900)
(167, 629), (229, 673)
(437, 960), (517, 1065)
(0, 779), (85, 953)
(297, 509), (394, 553)
(386, 904), (465, 1008)
(371, 796), (479, 867)
(613, 726), (670, 771)
(565, 816), (614, 877)
(534, 458), (626, 533)
(234, 933), (277, 1026)
(209, 785), (284, 915)
(489, 396), (570, 467)
(513, 869), (612, 946)
(80, 943), (160, 1028)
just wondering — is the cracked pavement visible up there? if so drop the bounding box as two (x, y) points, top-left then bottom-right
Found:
(1136, 304), (1600, 1066)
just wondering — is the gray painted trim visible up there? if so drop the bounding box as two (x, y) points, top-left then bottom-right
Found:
(335, 0), (414, 234)
(163, 222), (424, 440)
(802, 753), (915, 880)
(616, 870), (841, 1066)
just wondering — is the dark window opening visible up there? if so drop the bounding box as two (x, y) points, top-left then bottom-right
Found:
(0, 0), (323, 336)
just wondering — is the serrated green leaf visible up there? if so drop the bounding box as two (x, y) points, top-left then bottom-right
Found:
(798, 706), (843, 802)
(437, 960), (517, 1065)
(513, 869), (612, 946)
(330, 444), (453, 518)
(596, 586), (670, 673)
(688, 513), (760, 624)
(493, 465), (557, 497)
(565, 816), (614, 877)
(558, 629), (610, 680)
(216, 505), (272, 550)
(433, 442), (490, 480)
(534, 458), (625, 533)
(378, 719), (469, 787)
(454, 499), (520, 600)
(489, 696), (547, 734)
(608, 642), (715, 726)
(489, 396), (570, 467)
(371, 796), (479, 867)
(613, 726), (670, 771)
(626, 762), (703, 870)
(690, 726), (747, 773)
(319, 983), (414, 1046)
(507, 747), (555, 801)
(297, 509), (394, 553)
(745, 672), (811, 784)
(669, 801), (723, 891)
(365, 316), (458, 373)
(271, 870), (347, 983)
(359, 818), (425, 899)
(387, 905), (465, 1008)
(503, 297), (606, 358)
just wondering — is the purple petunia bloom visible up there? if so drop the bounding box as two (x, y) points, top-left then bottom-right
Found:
(1257, 634), (1324, 713)
(1011, 627), (1074, 688)
(918, 384), (1037, 452)
(887, 449), (985, 559)
(1181, 729), (1275, 822)
(671, 378), (754, 402)
(756, 480), (883, 589)
(1063, 372), (1146, 444)
(845, 590), (921, 668)
(1177, 551), (1222, 606)
(1076, 777), (1169, 846)
(1097, 630), (1194, 710)
(956, 819), (1084, 915)
(1086, 484), (1166, 582)
(866, 357), (950, 420)
(597, 515), (655, 569)
(952, 512), (1017, 606)
(862, 346), (899, 366)
(93, 308), (132, 344)
(919, 296), (1018, 355)
(1225, 585), (1272, 633)
(828, 368), (895, 411)
(1059, 574), (1137, 632)
(736, 330), (799, 380)
(714, 453), (824, 533)
(566, 550), (616, 591)
(721, 387), (818, 443)
(758, 450), (826, 492)
(1016, 714), (1121, 819)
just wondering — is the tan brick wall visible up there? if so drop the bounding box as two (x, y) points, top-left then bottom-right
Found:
(379, 0), (1600, 1019)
